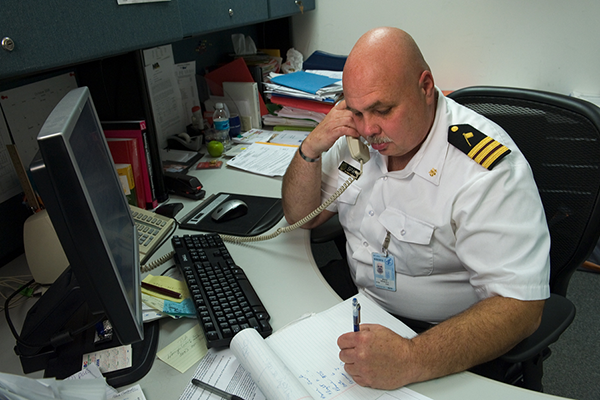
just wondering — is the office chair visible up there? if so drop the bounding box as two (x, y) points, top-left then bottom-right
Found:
(311, 86), (600, 391)
(447, 86), (600, 390)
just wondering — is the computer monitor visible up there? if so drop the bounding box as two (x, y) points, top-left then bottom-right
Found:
(15, 86), (159, 386)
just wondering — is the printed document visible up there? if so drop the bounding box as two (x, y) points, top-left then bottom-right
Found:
(226, 142), (297, 177)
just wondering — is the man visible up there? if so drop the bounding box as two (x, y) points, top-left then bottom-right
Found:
(281, 27), (550, 389)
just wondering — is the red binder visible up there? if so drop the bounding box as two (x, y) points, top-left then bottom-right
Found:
(106, 138), (146, 209)
(103, 121), (158, 210)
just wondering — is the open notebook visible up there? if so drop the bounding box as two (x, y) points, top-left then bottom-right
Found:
(227, 293), (420, 400)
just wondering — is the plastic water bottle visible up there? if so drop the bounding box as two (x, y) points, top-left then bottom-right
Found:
(212, 103), (231, 149)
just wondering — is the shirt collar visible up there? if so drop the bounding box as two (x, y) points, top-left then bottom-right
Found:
(407, 87), (449, 185)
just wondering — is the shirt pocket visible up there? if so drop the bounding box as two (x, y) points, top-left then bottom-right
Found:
(379, 209), (435, 276)
(337, 182), (361, 206)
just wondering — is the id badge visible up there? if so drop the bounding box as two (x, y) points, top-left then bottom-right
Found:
(372, 252), (396, 291)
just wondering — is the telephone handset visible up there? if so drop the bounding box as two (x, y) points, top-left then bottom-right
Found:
(347, 136), (370, 164)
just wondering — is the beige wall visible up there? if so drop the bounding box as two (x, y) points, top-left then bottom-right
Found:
(292, 0), (600, 96)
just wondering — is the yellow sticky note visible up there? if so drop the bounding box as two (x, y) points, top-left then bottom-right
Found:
(141, 275), (189, 303)
(157, 324), (207, 373)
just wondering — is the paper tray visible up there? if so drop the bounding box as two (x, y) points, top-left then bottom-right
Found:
(178, 192), (284, 236)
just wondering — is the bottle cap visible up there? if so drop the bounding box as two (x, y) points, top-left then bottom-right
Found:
(215, 102), (223, 109)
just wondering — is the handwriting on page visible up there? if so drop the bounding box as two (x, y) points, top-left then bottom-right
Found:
(298, 363), (355, 399)
(157, 324), (207, 373)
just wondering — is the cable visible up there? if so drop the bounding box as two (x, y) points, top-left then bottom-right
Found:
(0, 275), (36, 312)
(219, 160), (364, 244)
(4, 279), (35, 345)
(142, 251), (175, 274)
(140, 218), (179, 273)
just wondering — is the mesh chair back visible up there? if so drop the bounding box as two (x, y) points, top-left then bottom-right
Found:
(448, 87), (600, 296)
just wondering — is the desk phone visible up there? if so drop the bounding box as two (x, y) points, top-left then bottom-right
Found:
(130, 205), (175, 265)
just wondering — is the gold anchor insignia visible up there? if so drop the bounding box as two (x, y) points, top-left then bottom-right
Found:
(463, 132), (474, 146)
(429, 168), (437, 177)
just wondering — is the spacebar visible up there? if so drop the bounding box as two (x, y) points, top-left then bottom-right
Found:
(238, 280), (262, 307)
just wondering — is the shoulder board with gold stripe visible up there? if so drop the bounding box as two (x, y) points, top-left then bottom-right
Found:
(448, 124), (511, 170)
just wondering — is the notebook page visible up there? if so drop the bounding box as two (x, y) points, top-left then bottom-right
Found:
(230, 328), (312, 400)
(265, 293), (417, 400)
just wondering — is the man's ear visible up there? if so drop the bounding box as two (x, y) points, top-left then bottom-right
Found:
(419, 70), (435, 100)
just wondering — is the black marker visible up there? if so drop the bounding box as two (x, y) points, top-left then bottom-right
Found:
(191, 379), (245, 400)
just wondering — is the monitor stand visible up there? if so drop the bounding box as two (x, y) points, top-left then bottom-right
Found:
(15, 267), (160, 387)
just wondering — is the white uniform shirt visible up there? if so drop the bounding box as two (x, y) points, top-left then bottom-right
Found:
(320, 90), (551, 323)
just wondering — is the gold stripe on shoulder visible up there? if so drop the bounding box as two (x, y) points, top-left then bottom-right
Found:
(467, 136), (494, 159)
(448, 124), (511, 170)
(482, 145), (511, 169)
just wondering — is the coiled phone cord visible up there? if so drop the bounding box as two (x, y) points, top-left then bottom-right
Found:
(219, 160), (364, 244)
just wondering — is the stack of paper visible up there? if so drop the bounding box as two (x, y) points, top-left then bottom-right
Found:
(226, 130), (308, 176)
(263, 106), (325, 128)
(264, 70), (343, 126)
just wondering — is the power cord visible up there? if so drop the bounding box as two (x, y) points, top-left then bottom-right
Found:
(0, 275), (37, 313)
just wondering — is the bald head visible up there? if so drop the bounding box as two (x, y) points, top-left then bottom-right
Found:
(341, 28), (438, 165)
(344, 27), (431, 91)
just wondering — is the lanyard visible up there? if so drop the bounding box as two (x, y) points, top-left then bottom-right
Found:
(382, 230), (391, 257)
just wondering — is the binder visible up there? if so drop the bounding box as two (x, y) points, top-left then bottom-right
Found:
(204, 58), (269, 116)
(106, 138), (146, 209)
(115, 163), (138, 207)
(303, 50), (348, 71)
(223, 81), (262, 129)
(102, 121), (158, 210)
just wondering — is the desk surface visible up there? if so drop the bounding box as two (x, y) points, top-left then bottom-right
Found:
(0, 158), (571, 400)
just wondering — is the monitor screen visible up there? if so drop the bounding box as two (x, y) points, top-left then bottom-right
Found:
(16, 87), (157, 385)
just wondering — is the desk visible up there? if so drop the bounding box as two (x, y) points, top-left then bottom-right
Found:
(0, 161), (570, 400)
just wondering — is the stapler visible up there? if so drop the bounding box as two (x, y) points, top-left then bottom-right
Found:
(164, 172), (206, 200)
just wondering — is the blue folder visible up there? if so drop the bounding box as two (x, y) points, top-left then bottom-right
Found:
(270, 71), (339, 95)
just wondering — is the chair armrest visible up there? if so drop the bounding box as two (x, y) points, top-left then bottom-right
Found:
(310, 214), (344, 244)
(500, 293), (575, 363)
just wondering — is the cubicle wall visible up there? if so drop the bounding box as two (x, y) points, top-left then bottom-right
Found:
(0, 18), (297, 267)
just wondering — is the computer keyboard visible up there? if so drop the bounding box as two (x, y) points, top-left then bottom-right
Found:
(171, 233), (273, 348)
(130, 205), (175, 265)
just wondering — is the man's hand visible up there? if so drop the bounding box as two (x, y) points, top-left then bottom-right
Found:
(337, 297), (545, 390)
(338, 324), (417, 389)
(282, 99), (359, 228)
(299, 100), (360, 160)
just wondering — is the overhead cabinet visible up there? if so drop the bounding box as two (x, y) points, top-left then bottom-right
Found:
(0, 0), (182, 80)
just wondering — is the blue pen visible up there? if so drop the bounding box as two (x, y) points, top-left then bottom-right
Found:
(352, 298), (361, 332)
